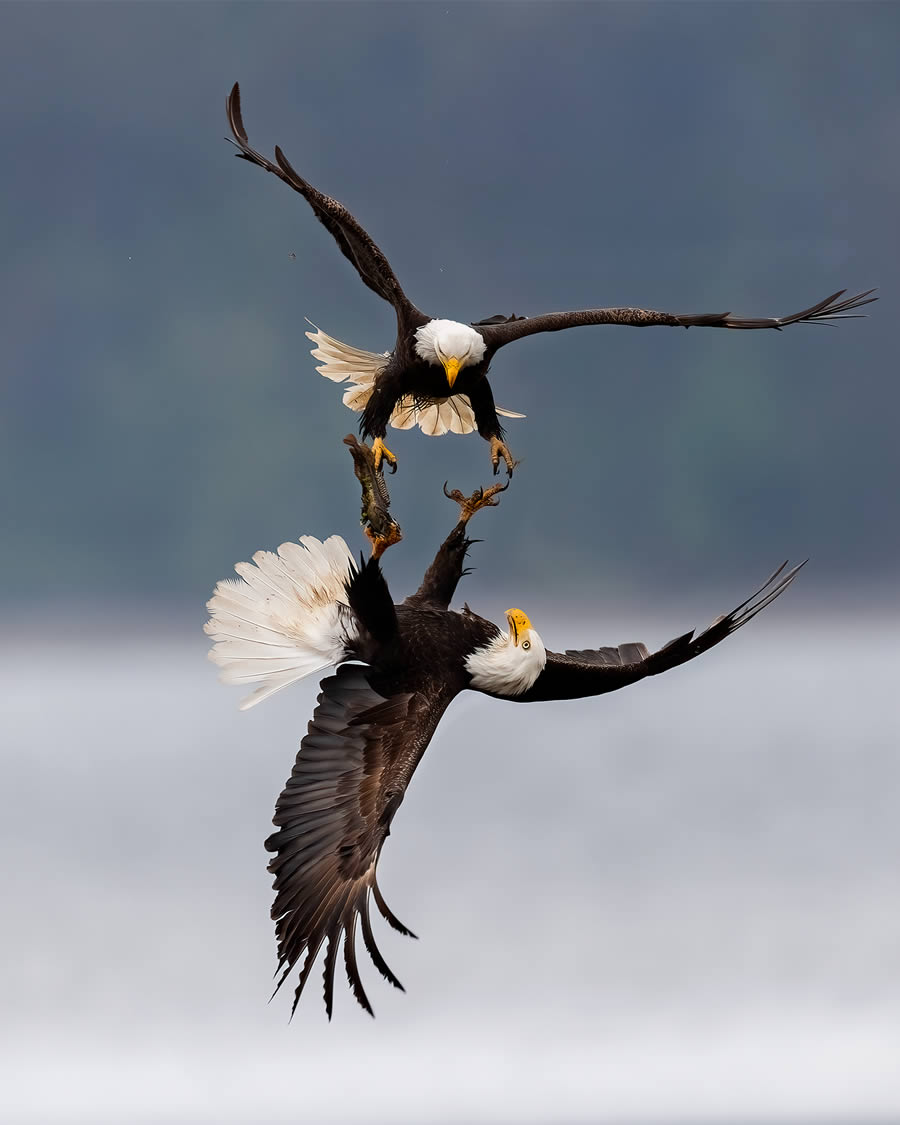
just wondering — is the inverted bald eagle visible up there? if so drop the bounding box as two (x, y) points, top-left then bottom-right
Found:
(205, 486), (804, 1017)
(226, 83), (875, 476)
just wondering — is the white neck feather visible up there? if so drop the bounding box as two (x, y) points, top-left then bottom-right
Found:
(414, 320), (486, 367)
(465, 629), (546, 696)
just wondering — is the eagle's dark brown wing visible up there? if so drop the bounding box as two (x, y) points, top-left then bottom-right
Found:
(507, 561), (805, 704)
(227, 83), (429, 331)
(474, 290), (877, 351)
(266, 663), (452, 1018)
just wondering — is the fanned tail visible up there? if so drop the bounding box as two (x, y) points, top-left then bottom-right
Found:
(205, 535), (358, 709)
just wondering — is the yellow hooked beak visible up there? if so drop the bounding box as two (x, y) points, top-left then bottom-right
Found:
(442, 356), (461, 389)
(505, 608), (533, 646)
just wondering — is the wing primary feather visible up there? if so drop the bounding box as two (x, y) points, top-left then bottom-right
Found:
(681, 559), (807, 658)
(288, 940), (326, 1019)
(280, 881), (349, 1014)
(226, 82), (248, 144)
(343, 906), (375, 1017)
(372, 880), (418, 939)
(730, 561), (801, 622)
(798, 287), (878, 319)
(728, 560), (789, 615)
(226, 83), (428, 325)
(274, 864), (346, 952)
(731, 559), (807, 624)
(360, 894), (405, 991)
(515, 560), (805, 702)
(322, 930), (341, 1021)
(476, 289), (876, 347)
(258, 665), (447, 1014)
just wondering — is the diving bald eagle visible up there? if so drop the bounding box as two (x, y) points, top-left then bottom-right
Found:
(226, 83), (875, 476)
(205, 486), (804, 1017)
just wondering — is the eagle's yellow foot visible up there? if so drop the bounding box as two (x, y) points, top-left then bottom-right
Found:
(365, 522), (403, 560)
(489, 436), (517, 477)
(372, 437), (398, 474)
(443, 480), (509, 524)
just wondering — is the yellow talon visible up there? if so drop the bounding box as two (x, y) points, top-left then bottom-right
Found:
(372, 437), (398, 474)
(489, 436), (517, 477)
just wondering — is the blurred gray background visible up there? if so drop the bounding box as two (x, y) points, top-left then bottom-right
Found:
(2, 2), (898, 1122)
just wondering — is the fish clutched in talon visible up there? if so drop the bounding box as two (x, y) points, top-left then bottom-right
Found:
(343, 434), (402, 558)
(207, 495), (805, 1017)
(205, 79), (849, 1026)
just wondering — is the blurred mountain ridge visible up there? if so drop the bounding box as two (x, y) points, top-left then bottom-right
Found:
(1, 2), (896, 605)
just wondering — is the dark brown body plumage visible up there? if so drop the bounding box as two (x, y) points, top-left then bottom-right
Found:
(361, 351), (502, 443)
(226, 82), (875, 463)
(264, 503), (804, 1017)
(266, 519), (498, 1018)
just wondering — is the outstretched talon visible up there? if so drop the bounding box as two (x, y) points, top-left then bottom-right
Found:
(443, 480), (509, 525)
(372, 437), (398, 474)
(365, 522), (403, 560)
(489, 436), (517, 477)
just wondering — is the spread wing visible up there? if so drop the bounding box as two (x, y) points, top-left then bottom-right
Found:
(474, 289), (877, 351)
(511, 561), (805, 703)
(227, 83), (429, 330)
(266, 663), (451, 1018)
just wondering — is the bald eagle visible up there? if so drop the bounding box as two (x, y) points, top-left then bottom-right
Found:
(205, 487), (804, 1017)
(225, 83), (875, 476)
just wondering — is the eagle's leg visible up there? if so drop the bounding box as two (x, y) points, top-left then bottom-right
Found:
(467, 380), (517, 478)
(442, 480), (509, 526)
(405, 481), (508, 609)
(344, 435), (403, 558)
(489, 436), (517, 478)
(372, 437), (397, 474)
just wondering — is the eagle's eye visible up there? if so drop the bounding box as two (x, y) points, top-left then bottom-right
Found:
(522, 640), (531, 650)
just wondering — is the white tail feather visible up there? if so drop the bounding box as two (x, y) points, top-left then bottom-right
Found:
(205, 534), (357, 710)
(305, 320), (525, 435)
(305, 322), (389, 384)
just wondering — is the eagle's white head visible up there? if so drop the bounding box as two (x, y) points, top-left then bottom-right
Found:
(465, 608), (547, 696)
(414, 320), (486, 388)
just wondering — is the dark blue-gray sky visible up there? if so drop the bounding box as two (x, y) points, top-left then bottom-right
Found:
(1, 1), (896, 608)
